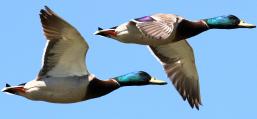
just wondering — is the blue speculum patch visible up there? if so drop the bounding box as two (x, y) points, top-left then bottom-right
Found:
(134, 16), (155, 22)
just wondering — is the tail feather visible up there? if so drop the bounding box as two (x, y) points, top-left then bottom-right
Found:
(6, 83), (11, 87)
(18, 83), (26, 86)
(98, 27), (103, 30)
(1, 85), (25, 95)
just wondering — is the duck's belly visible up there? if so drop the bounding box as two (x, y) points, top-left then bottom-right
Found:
(120, 36), (174, 46)
(25, 76), (89, 103)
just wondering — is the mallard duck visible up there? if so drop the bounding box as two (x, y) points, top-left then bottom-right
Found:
(95, 13), (255, 109)
(1, 7), (167, 103)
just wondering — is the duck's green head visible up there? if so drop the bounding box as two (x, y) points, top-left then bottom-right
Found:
(204, 15), (256, 29)
(114, 71), (167, 86)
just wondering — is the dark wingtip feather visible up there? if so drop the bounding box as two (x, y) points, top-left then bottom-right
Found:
(39, 8), (49, 20)
(40, 9), (46, 16)
(40, 6), (54, 17)
(45, 6), (54, 14)
(169, 71), (202, 110)
(195, 104), (199, 110)
(44, 6), (49, 10)
(188, 99), (194, 109)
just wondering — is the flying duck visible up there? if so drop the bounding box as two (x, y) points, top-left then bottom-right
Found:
(95, 13), (256, 109)
(1, 7), (167, 103)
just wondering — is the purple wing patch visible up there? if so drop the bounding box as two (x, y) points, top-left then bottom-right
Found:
(134, 16), (155, 22)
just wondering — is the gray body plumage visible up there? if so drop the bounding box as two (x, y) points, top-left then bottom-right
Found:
(22, 76), (90, 103)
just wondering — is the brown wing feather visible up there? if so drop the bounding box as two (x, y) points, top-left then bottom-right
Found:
(136, 21), (173, 40)
(149, 40), (201, 109)
(134, 14), (183, 41)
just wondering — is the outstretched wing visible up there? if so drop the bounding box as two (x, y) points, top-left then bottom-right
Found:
(38, 6), (89, 77)
(149, 40), (201, 109)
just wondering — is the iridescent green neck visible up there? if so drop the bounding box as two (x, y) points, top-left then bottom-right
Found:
(204, 15), (240, 29)
(114, 71), (151, 86)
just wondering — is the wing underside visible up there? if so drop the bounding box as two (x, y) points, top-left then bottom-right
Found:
(39, 6), (89, 77)
(149, 40), (201, 109)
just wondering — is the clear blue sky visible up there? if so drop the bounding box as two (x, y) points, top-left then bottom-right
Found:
(0, 0), (256, 119)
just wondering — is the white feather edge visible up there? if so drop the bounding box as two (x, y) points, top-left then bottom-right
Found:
(147, 46), (165, 65)
(41, 40), (50, 68)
